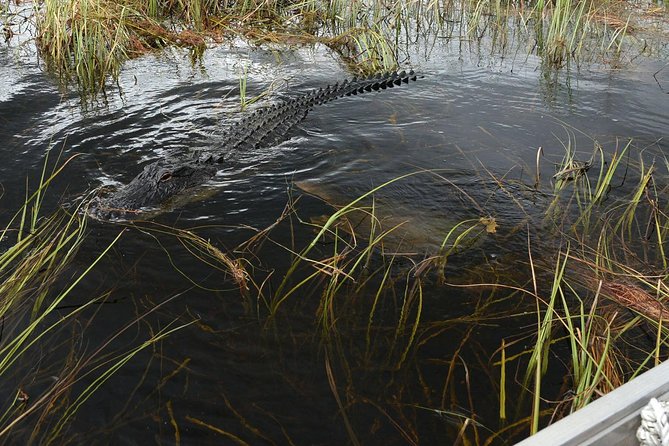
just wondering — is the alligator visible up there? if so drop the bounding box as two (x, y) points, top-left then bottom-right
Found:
(87, 70), (419, 221)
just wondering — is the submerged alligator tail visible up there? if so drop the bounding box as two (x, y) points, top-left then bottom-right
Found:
(88, 70), (419, 221)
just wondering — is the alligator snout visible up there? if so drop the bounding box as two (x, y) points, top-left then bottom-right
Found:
(86, 195), (136, 222)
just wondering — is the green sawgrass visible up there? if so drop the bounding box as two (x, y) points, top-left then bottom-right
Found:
(0, 156), (194, 442)
(0, 158), (123, 439)
(525, 245), (569, 433)
(270, 171), (425, 316)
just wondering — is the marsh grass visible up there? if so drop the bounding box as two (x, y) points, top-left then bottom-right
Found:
(36, 0), (131, 96)
(225, 172), (518, 441)
(132, 221), (252, 293)
(0, 158), (191, 442)
(21, 0), (645, 97)
(503, 138), (669, 435)
(237, 134), (669, 443)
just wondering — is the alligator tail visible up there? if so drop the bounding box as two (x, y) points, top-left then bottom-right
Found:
(305, 69), (419, 105)
(218, 70), (419, 161)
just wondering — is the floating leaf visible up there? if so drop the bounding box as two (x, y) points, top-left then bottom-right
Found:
(480, 216), (498, 234)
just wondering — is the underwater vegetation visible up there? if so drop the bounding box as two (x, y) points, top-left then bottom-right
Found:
(235, 137), (669, 442)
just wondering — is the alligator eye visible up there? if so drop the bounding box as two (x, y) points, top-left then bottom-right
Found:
(159, 173), (172, 182)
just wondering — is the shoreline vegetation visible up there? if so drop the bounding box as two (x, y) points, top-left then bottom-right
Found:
(1, 0), (666, 97)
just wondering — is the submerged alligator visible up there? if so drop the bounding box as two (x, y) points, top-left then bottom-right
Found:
(88, 70), (419, 221)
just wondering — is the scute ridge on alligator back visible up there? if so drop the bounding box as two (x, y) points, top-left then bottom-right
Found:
(87, 70), (419, 221)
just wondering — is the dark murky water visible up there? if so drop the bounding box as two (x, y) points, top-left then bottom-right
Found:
(1, 29), (668, 444)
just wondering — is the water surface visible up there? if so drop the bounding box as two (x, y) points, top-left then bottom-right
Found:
(1, 34), (668, 444)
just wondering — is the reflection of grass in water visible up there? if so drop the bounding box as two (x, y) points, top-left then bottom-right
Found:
(17, 0), (648, 97)
(0, 157), (191, 442)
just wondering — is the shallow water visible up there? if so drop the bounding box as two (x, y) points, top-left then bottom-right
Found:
(1, 28), (668, 444)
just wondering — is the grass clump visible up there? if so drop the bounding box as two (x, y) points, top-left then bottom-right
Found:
(495, 138), (669, 438)
(17, 0), (653, 98)
(36, 0), (132, 96)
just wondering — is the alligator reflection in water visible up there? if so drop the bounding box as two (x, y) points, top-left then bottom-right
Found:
(87, 70), (419, 221)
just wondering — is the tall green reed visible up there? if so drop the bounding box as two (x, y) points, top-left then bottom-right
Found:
(26, 0), (640, 98)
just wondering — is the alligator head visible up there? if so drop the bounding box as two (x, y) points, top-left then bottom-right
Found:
(87, 159), (217, 221)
